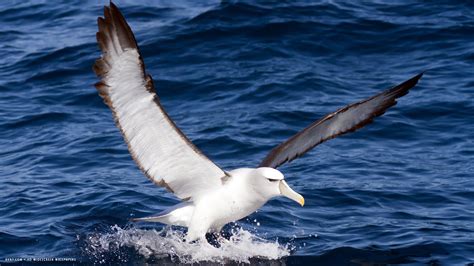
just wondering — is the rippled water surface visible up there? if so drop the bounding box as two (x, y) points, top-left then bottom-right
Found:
(1, 0), (473, 264)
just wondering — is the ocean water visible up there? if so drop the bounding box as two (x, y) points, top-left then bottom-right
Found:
(1, 0), (473, 264)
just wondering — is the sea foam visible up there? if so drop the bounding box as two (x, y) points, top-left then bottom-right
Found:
(85, 225), (291, 264)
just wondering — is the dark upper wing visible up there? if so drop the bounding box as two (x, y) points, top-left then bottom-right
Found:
(93, 3), (227, 200)
(259, 73), (423, 168)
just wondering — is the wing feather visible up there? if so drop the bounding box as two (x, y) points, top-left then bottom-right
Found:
(259, 73), (423, 168)
(93, 3), (226, 200)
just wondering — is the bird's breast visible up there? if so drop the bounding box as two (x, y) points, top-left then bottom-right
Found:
(196, 181), (266, 229)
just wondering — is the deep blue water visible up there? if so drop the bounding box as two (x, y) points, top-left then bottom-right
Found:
(1, 0), (473, 264)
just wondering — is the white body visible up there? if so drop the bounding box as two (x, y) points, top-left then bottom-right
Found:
(135, 167), (303, 241)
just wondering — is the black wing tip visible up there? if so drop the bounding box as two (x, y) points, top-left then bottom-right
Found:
(400, 72), (424, 89)
(96, 2), (137, 50)
(108, 2), (119, 17)
(93, 1), (142, 78)
(110, 1), (118, 9)
(415, 71), (424, 79)
(386, 71), (424, 99)
(100, 1), (138, 50)
(409, 71), (424, 86)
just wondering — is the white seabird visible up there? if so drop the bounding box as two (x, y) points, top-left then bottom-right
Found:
(93, 3), (423, 242)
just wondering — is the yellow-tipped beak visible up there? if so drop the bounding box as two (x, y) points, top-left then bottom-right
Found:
(279, 180), (304, 206)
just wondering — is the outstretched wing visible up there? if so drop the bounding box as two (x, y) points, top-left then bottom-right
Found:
(93, 3), (227, 200)
(259, 73), (423, 168)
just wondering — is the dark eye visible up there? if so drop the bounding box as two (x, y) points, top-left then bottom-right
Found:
(267, 178), (279, 182)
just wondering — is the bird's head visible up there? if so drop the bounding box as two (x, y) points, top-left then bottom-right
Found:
(252, 167), (304, 206)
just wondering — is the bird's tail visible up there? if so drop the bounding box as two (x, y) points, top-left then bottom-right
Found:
(131, 202), (194, 227)
(131, 215), (168, 223)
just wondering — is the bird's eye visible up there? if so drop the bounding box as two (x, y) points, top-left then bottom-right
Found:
(267, 178), (279, 182)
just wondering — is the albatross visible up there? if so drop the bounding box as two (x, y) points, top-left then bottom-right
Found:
(93, 3), (423, 242)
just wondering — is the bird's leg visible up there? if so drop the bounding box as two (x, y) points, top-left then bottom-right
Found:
(185, 229), (205, 243)
(214, 227), (233, 246)
(204, 226), (233, 248)
(217, 235), (230, 246)
(219, 227), (232, 241)
(205, 232), (221, 248)
(185, 212), (211, 243)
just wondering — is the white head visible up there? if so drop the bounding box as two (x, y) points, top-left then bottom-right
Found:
(250, 167), (304, 206)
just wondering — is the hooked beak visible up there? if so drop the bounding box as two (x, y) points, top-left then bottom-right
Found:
(279, 180), (304, 206)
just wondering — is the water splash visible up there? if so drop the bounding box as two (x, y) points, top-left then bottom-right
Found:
(84, 225), (291, 264)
